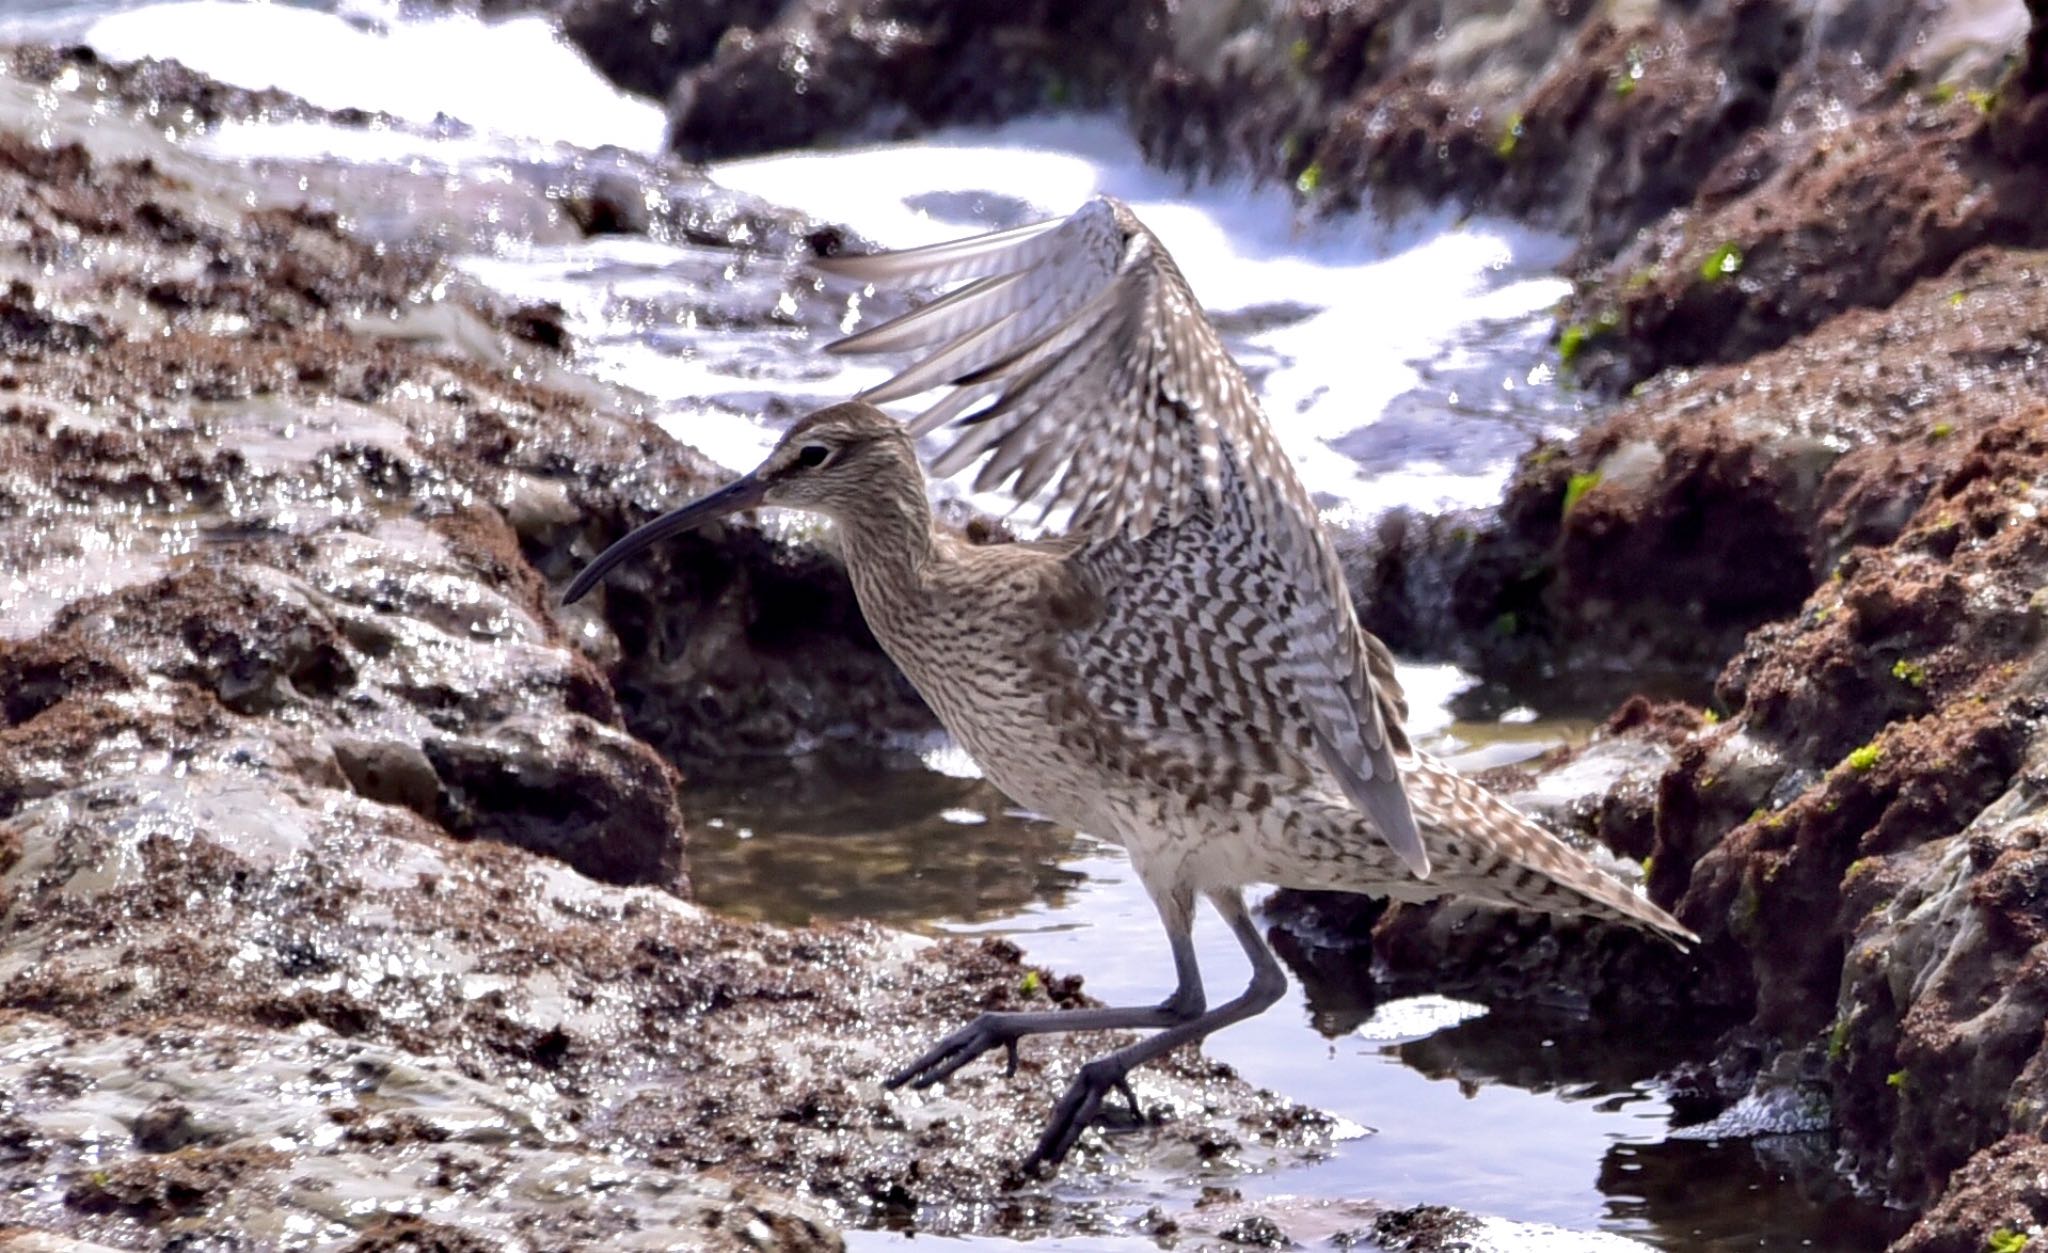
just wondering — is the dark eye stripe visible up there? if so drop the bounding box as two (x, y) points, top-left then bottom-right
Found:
(797, 444), (831, 468)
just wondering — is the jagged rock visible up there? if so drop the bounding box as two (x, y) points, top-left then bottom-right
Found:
(1353, 248), (2048, 701)
(648, 0), (1159, 161)
(0, 51), (1338, 1249)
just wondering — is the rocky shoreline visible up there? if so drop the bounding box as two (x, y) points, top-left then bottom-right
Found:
(4, 0), (2047, 1248)
(490, 0), (2048, 1245)
(0, 46), (1347, 1252)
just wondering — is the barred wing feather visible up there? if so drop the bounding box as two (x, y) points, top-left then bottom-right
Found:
(815, 198), (1428, 878)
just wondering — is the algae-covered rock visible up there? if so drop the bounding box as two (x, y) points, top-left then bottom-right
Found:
(1355, 249), (2048, 702)
(0, 50), (1341, 1249)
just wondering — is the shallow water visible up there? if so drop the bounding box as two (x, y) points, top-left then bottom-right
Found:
(19, 1), (1907, 1246)
(688, 743), (1908, 1253)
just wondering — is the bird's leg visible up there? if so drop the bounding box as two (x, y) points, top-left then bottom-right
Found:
(1023, 889), (1287, 1174)
(885, 889), (1204, 1092)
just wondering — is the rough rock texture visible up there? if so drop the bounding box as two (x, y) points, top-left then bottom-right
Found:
(621, 0), (2043, 413)
(1890, 1135), (2048, 1253)
(488, 0), (2048, 1245)
(2, 779), (1325, 1246)
(0, 54), (1334, 1250)
(1563, 0), (2048, 391)
(1565, 92), (2048, 393)
(1138, 0), (2025, 241)
(1288, 408), (2048, 1246)
(528, 0), (2041, 406)
(601, 0), (1162, 161)
(1126, 0), (2047, 393)
(1657, 412), (2046, 1035)
(532, 0), (2028, 276)
(0, 45), (936, 798)
(13, 6), (2048, 1249)
(1353, 247), (2048, 702)
(0, 84), (693, 886)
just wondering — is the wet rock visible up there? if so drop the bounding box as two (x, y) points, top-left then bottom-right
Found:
(1130, 0), (2027, 252)
(655, 0), (1162, 161)
(1826, 736), (2048, 1209)
(559, 0), (789, 101)
(1890, 1135), (2048, 1253)
(1359, 1201), (1652, 1252)
(6, 44), (341, 130)
(4, 522), (686, 886)
(0, 49), (1334, 1249)
(1566, 94), (2048, 393)
(128, 1100), (215, 1154)
(0, 57), (935, 876)
(1131, 0), (2045, 413)
(1296, 397), (2048, 1249)
(1591, 410), (2048, 1237)
(529, 0), (2034, 419)
(502, 299), (570, 350)
(423, 716), (685, 884)
(1664, 415), (2047, 1025)
(0, 779), (1327, 1243)
(1122, 1194), (1663, 1251)
(331, 735), (442, 818)
(0, 1237), (126, 1253)
(335, 1215), (509, 1253)
(62, 1145), (287, 1223)
(1355, 248), (2048, 700)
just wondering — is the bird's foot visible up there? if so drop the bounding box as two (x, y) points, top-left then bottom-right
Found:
(885, 1013), (1025, 1090)
(1022, 1057), (1149, 1175)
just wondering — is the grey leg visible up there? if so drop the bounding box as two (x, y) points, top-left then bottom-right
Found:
(885, 887), (1204, 1092)
(1023, 888), (1288, 1174)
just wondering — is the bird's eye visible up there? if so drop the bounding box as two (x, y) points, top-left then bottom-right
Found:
(796, 444), (832, 468)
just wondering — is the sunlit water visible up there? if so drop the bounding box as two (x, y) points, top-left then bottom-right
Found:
(689, 729), (1903, 1253)
(12, 1), (1906, 1246)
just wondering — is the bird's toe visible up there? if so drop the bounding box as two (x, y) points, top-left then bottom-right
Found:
(885, 1014), (1020, 1090)
(1022, 1056), (1141, 1174)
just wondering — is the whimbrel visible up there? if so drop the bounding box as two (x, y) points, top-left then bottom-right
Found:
(564, 197), (1694, 1172)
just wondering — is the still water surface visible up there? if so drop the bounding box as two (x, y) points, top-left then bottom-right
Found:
(685, 729), (1904, 1253)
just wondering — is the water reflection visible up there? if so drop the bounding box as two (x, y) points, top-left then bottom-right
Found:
(686, 746), (1090, 928)
(1601, 1136), (1911, 1252)
(686, 750), (1906, 1252)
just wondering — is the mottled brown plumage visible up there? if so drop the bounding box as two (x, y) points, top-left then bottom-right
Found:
(566, 197), (1694, 1173)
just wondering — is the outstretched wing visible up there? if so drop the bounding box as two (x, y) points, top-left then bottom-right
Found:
(815, 198), (1426, 877)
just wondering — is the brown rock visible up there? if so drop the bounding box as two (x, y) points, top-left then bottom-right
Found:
(1568, 97), (2048, 393)
(648, 0), (1161, 161)
(1890, 1135), (2048, 1253)
(1356, 248), (2048, 700)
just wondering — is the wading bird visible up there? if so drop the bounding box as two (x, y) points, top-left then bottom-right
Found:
(564, 197), (1694, 1173)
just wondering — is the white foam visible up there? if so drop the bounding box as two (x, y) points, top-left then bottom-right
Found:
(85, 0), (664, 152)
(1392, 663), (1468, 743)
(712, 116), (1574, 515)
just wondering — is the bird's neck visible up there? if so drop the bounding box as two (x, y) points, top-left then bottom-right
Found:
(833, 472), (937, 599)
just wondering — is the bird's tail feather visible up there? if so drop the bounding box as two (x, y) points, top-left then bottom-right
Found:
(1294, 749), (1695, 945)
(1386, 753), (1695, 946)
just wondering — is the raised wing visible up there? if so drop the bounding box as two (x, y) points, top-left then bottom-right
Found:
(815, 197), (1426, 878)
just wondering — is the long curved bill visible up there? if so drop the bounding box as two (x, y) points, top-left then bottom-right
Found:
(561, 473), (768, 604)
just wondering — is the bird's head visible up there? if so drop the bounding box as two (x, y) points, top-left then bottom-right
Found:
(562, 400), (916, 604)
(751, 400), (917, 516)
